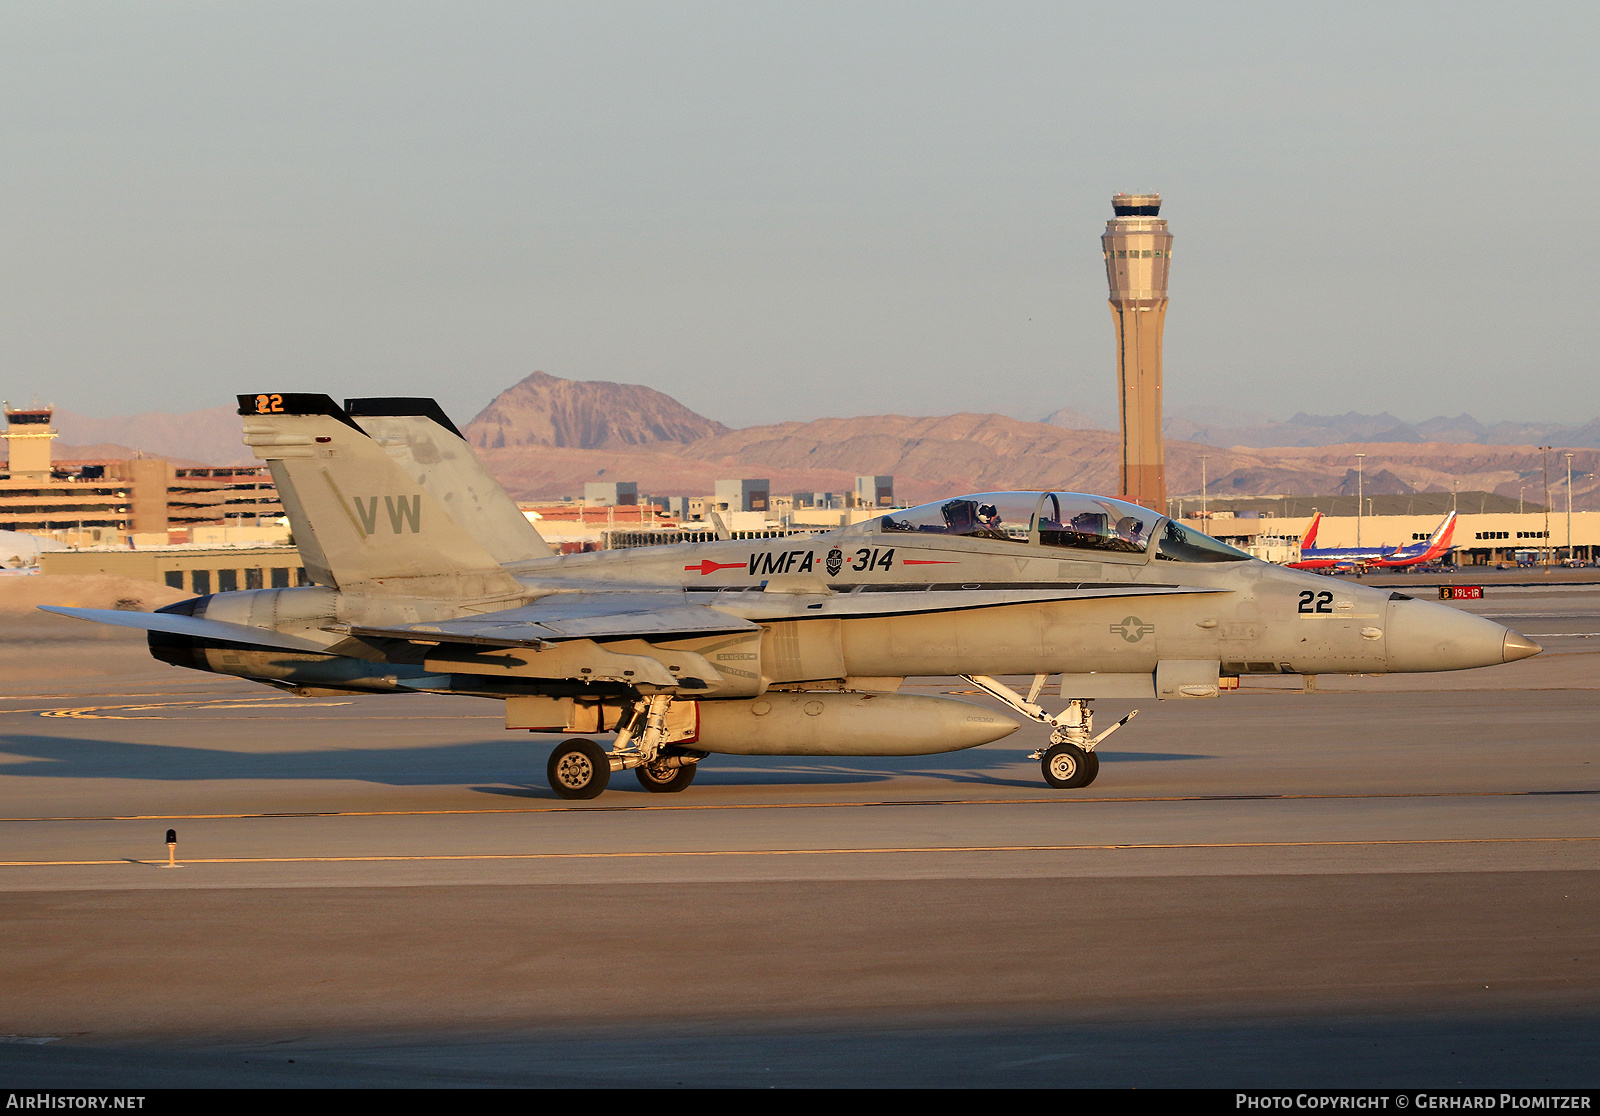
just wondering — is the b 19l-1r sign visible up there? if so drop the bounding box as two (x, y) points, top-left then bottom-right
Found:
(46, 394), (1541, 799)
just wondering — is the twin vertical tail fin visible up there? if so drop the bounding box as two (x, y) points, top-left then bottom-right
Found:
(344, 397), (555, 562)
(239, 393), (525, 600)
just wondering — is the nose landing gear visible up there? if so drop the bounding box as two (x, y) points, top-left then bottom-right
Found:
(1041, 740), (1099, 789)
(960, 674), (1136, 790)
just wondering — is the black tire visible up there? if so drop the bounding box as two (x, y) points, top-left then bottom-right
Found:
(547, 738), (611, 800)
(636, 760), (698, 793)
(1041, 741), (1100, 789)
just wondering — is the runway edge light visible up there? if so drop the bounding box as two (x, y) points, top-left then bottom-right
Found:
(162, 828), (183, 869)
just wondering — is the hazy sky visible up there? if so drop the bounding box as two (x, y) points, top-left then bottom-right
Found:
(2, 2), (1595, 428)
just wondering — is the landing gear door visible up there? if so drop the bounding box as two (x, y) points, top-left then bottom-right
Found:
(1156, 659), (1221, 699)
(1058, 673), (1155, 700)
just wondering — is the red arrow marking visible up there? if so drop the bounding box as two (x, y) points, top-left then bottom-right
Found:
(685, 560), (747, 575)
(902, 559), (958, 565)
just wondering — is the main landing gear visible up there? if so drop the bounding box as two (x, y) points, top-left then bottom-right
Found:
(635, 758), (698, 793)
(547, 738), (610, 800)
(546, 694), (705, 801)
(960, 674), (1137, 791)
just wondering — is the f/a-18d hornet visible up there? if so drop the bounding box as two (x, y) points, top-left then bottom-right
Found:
(45, 396), (1537, 799)
(1287, 511), (1457, 573)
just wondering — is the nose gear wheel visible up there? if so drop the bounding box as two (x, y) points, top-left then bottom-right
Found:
(1041, 740), (1099, 789)
(961, 674), (1133, 791)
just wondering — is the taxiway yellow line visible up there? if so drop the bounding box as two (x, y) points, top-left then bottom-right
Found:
(2, 787), (1595, 824)
(3, 834), (1598, 869)
(1, 697), (494, 719)
(38, 700), (359, 718)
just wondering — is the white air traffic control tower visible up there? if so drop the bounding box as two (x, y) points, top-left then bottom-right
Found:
(1102, 193), (1172, 513)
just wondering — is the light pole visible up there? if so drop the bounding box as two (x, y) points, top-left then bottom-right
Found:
(1567, 453), (1575, 562)
(1200, 455), (1210, 524)
(1519, 486), (1525, 515)
(1354, 453), (1365, 547)
(1541, 446), (1552, 567)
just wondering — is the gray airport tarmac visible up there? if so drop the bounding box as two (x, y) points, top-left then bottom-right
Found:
(0, 580), (1597, 1087)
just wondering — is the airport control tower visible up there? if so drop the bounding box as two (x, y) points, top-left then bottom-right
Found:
(1102, 193), (1173, 512)
(2, 403), (57, 480)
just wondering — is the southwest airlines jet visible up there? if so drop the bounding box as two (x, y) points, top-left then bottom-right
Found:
(1286, 511), (1457, 573)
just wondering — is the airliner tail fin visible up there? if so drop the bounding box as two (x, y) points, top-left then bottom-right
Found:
(1299, 512), (1323, 551)
(1420, 511), (1458, 560)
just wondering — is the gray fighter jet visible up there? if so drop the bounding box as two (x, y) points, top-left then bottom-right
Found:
(46, 393), (1542, 799)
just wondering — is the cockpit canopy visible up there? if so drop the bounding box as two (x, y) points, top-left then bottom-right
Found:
(867, 491), (1154, 553)
(850, 491), (1250, 562)
(1037, 492), (1155, 554)
(877, 492), (1042, 545)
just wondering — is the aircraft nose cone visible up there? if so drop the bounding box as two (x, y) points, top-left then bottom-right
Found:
(1385, 598), (1528, 673)
(1502, 630), (1543, 663)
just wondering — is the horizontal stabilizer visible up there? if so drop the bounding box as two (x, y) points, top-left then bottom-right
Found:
(39, 606), (333, 653)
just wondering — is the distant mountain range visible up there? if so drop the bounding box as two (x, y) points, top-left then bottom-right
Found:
(1043, 405), (1600, 450)
(460, 375), (1599, 511)
(465, 370), (728, 450)
(24, 375), (1600, 510)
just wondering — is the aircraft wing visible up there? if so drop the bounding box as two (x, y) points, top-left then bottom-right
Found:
(342, 591), (761, 647)
(38, 606), (334, 653)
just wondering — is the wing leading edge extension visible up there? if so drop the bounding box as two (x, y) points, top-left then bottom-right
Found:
(336, 583), (1226, 650)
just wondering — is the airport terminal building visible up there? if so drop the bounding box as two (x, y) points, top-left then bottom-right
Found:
(0, 405), (281, 546)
